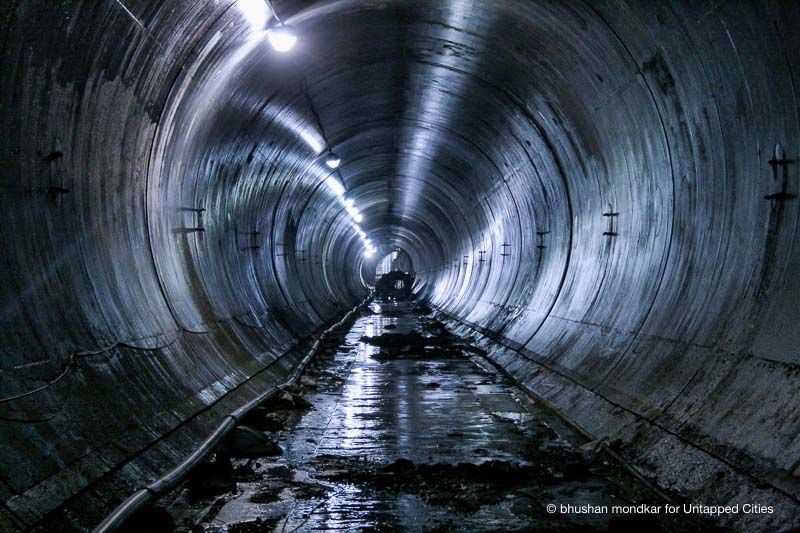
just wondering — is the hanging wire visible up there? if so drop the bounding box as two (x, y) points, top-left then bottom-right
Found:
(0, 304), (281, 415)
(0, 324), (216, 412)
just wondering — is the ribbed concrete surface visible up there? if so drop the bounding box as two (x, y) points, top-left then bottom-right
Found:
(0, 0), (798, 530)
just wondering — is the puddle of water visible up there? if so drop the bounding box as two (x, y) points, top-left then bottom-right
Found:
(164, 301), (708, 533)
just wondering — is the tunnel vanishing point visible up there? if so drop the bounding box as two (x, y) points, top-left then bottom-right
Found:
(1, 0), (799, 531)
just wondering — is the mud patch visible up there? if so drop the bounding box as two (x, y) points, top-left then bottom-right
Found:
(227, 517), (282, 532)
(311, 455), (594, 513)
(359, 325), (485, 359)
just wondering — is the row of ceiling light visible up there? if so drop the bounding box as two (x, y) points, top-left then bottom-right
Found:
(240, 1), (377, 258)
(320, 142), (375, 258)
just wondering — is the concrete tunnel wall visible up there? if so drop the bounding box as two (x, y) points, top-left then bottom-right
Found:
(0, 0), (798, 530)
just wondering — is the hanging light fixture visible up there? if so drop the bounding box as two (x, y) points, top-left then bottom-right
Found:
(266, 22), (297, 52)
(324, 151), (341, 169)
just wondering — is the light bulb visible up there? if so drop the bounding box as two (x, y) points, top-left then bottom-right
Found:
(325, 152), (341, 169)
(354, 213), (363, 223)
(238, 0), (267, 29)
(267, 24), (297, 52)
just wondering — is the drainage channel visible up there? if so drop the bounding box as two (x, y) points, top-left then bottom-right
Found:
(119, 300), (711, 532)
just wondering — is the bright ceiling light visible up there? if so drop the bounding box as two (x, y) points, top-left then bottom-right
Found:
(343, 197), (354, 208)
(354, 213), (363, 223)
(364, 249), (375, 258)
(324, 152), (341, 169)
(267, 23), (297, 52)
(238, 0), (268, 29)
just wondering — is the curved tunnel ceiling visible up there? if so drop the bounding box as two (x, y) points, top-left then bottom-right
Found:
(1, 0), (799, 529)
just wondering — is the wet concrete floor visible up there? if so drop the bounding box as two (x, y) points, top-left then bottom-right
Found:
(160, 301), (707, 532)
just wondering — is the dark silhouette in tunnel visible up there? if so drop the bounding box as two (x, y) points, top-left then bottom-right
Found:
(0, 0), (798, 530)
(374, 270), (414, 300)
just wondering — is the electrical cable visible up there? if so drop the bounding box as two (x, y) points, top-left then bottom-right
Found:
(0, 326), (210, 408)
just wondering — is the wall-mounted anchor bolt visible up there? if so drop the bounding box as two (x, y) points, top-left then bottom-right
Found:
(42, 151), (63, 163)
(463, 255), (469, 265)
(764, 143), (795, 202)
(602, 206), (619, 237)
(536, 230), (549, 250)
(46, 186), (69, 196)
(501, 242), (511, 257)
(183, 207), (206, 232)
(243, 230), (261, 251)
(478, 250), (486, 263)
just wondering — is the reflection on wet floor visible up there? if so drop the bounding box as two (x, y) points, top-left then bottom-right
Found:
(164, 301), (704, 532)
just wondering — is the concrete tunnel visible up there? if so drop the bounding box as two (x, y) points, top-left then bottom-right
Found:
(1, 0), (799, 530)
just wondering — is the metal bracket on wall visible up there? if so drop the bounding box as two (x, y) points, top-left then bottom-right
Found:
(42, 151), (63, 163)
(463, 255), (469, 266)
(242, 230), (261, 251)
(46, 185), (70, 199)
(602, 206), (619, 237)
(536, 230), (549, 250)
(478, 250), (486, 263)
(501, 242), (511, 257)
(44, 142), (68, 204)
(764, 143), (795, 202)
(182, 207), (206, 233)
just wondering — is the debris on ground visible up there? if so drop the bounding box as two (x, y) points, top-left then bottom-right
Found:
(359, 327), (485, 359)
(241, 408), (285, 432)
(162, 301), (708, 533)
(228, 426), (283, 458)
(117, 505), (174, 533)
(289, 393), (313, 409)
(186, 453), (236, 498)
(263, 391), (296, 410)
(311, 455), (566, 511)
(299, 375), (317, 388)
(226, 517), (282, 532)
(413, 301), (433, 314)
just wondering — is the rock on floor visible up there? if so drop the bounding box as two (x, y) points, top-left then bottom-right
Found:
(228, 427), (283, 458)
